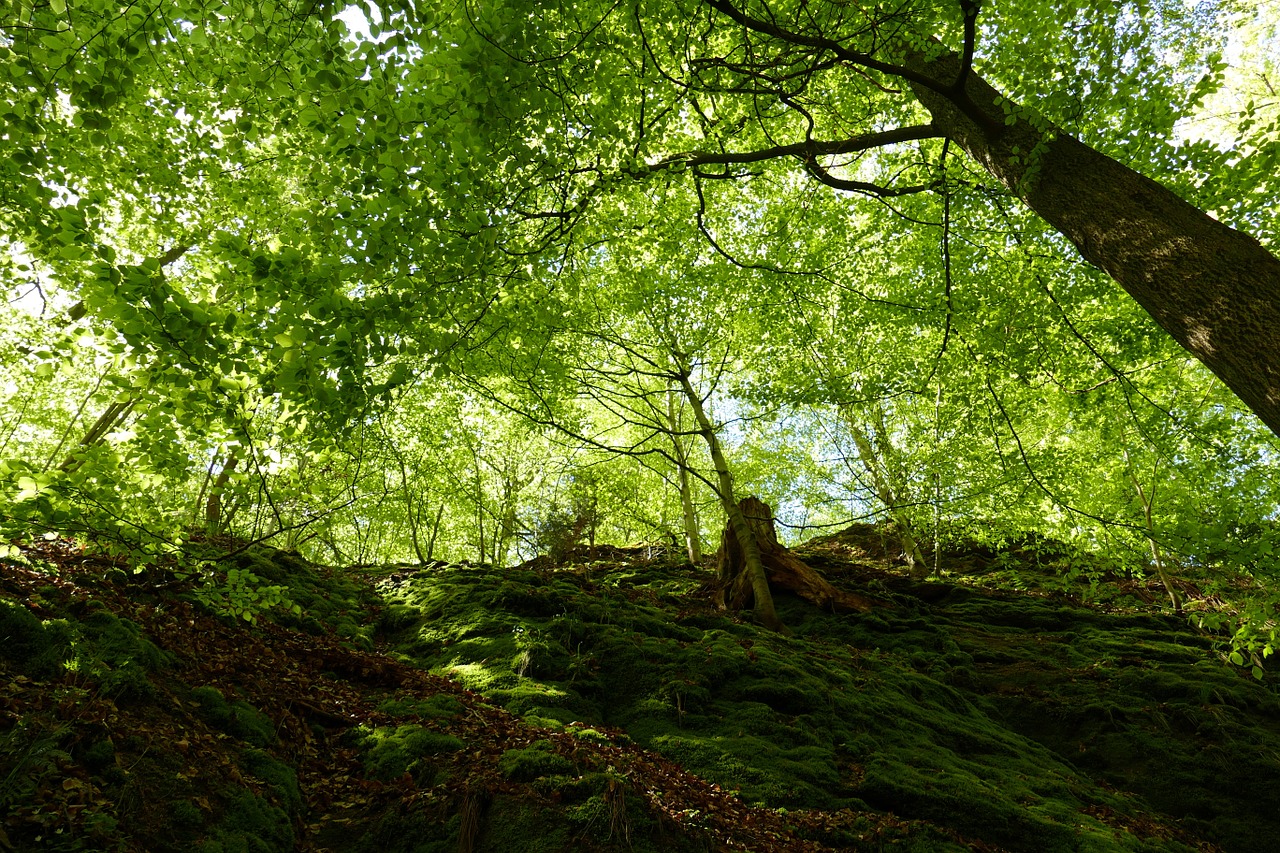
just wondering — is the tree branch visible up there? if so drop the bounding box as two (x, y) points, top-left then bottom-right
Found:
(651, 124), (942, 172)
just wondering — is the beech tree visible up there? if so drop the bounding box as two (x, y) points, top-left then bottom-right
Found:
(426, 0), (1279, 431)
(4, 0), (1280, 604)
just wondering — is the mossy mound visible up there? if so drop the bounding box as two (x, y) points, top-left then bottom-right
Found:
(377, 546), (1280, 852)
(6, 534), (1280, 852)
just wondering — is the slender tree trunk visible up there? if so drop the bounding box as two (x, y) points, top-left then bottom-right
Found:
(205, 449), (240, 535)
(907, 49), (1280, 436)
(676, 371), (787, 633)
(390, 443), (429, 564)
(43, 368), (110, 472)
(1124, 450), (1182, 611)
(471, 453), (486, 566)
(841, 405), (929, 578)
(667, 387), (703, 563)
(426, 503), (444, 563)
(57, 397), (137, 472)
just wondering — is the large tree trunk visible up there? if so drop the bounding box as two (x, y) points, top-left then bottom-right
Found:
(716, 497), (878, 615)
(906, 49), (1280, 436)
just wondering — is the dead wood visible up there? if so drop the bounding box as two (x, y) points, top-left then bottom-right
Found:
(716, 497), (878, 614)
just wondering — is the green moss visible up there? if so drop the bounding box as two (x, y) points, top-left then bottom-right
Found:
(376, 693), (464, 719)
(0, 598), (73, 676)
(80, 737), (116, 772)
(241, 749), (301, 817)
(190, 686), (277, 748)
(473, 796), (572, 852)
(378, 604), (421, 634)
(331, 808), (459, 853)
(198, 787), (293, 853)
(81, 611), (169, 670)
(171, 800), (205, 830)
(375, 550), (1280, 853)
(498, 740), (574, 782)
(358, 724), (465, 782)
(219, 546), (381, 641)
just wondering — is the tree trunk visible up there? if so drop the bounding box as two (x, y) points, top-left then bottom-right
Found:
(677, 371), (787, 633)
(57, 397), (137, 472)
(1124, 450), (1183, 612)
(841, 405), (930, 578)
(426, 503), (444, 562)
(716, 497), (879, 615)
(667, 387), (703, 563)
(906, 49), (1280, 436)
(205, 449), (240, 535)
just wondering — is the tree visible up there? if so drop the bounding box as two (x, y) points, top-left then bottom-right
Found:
(3, 0), (1280, 649)
(408, 0), (1277, 434)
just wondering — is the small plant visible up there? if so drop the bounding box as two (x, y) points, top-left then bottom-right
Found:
(189, 565), (302, 625)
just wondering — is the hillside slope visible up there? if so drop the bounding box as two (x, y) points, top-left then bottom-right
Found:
(2, 529), (1277, 851)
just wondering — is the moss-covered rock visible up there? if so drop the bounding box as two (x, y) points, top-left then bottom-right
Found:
(190, 686), (277, 748)
(375, 549), (1280, 853)
(355, 724), (466, 782)
(498, 739), (575, 782)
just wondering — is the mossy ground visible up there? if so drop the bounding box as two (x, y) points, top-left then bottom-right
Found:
(3, 531), (1278, 851)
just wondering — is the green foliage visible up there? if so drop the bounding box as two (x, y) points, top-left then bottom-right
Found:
(0, 718), (72, 831)
(0, 599), (74, 677)
(0, 0), (1276, 612)
(5, 4), (1280, 848)
(190, 566), (301, 626)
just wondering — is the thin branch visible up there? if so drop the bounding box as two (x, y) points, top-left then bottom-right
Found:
(805, 159), (937, 197)
(952, 0), (982, 96)
(702, 0), (1004, 135)
(703, 0), (951, 95)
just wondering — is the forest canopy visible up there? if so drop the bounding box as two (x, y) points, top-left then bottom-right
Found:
(2, 1), (1280, 651)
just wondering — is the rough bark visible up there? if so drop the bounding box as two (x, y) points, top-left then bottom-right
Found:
(906, 48), (1280, 436)
(716, 497), (878, 615)
(677, 371), (787, 633)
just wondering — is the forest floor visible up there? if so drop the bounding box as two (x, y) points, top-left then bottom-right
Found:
(2, 526), (1278, 852)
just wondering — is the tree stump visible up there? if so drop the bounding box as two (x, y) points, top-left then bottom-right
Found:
(716, 497), (877, 614)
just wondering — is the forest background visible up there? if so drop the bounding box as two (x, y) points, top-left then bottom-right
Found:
(2, 0), (1280, 662)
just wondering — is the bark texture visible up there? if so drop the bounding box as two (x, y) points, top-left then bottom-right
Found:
(677, 370), (787, 633)
(716, 497), (878, 614)
(907, 50), (1280, 436)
